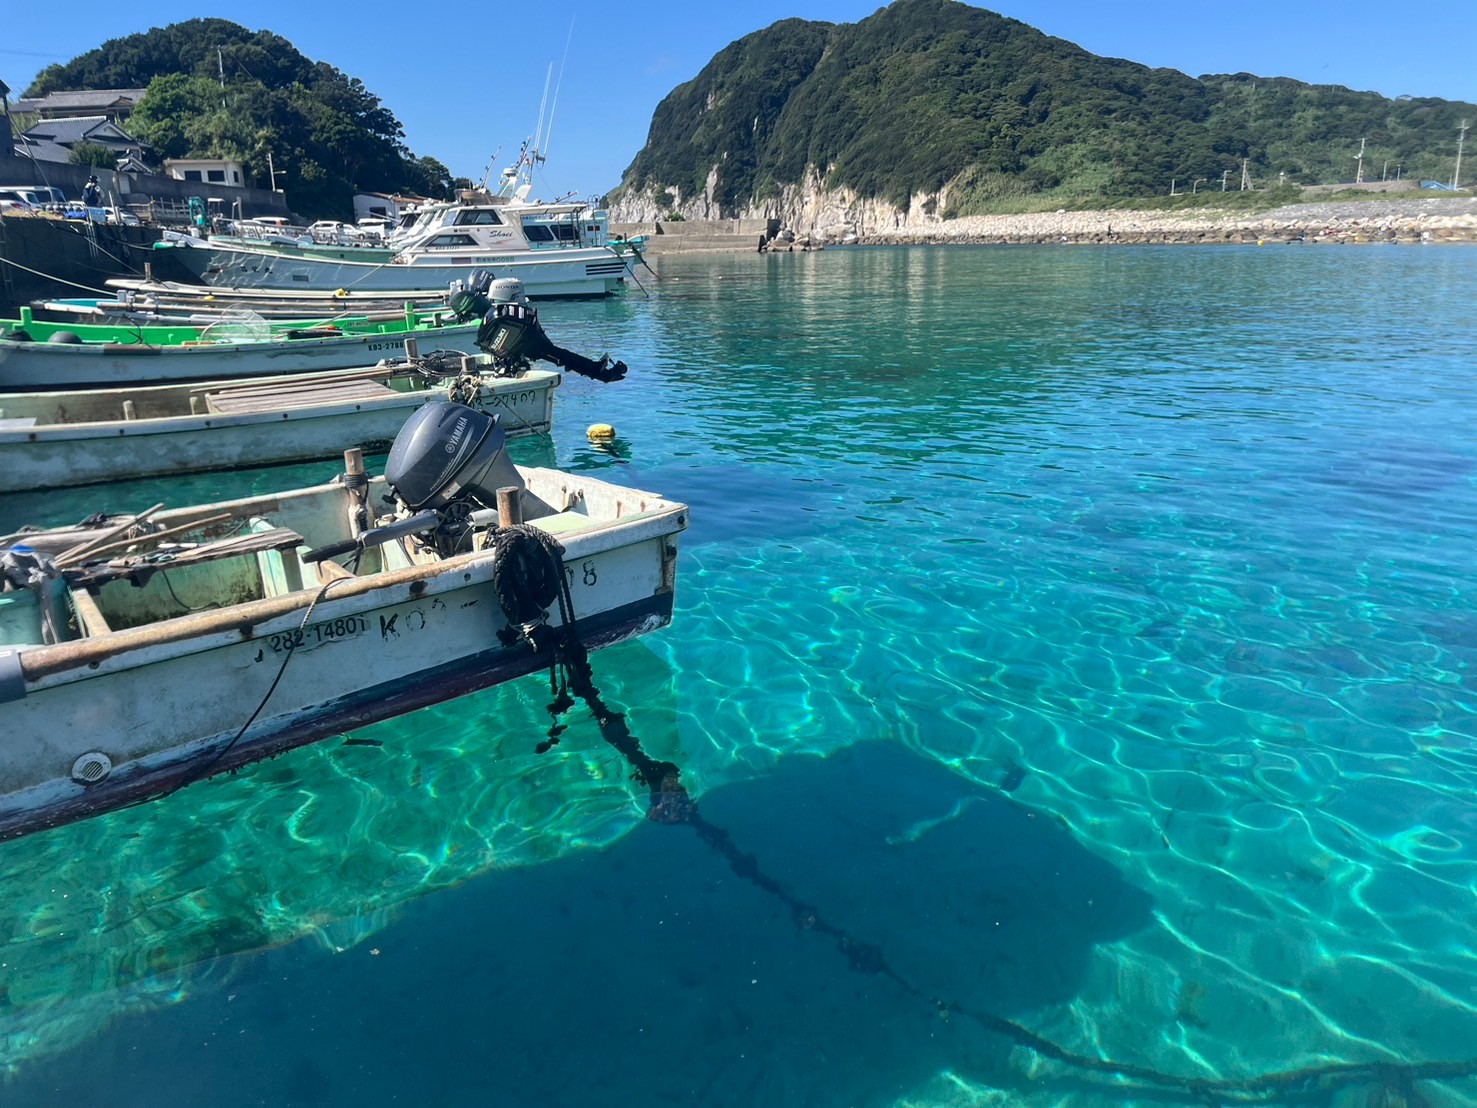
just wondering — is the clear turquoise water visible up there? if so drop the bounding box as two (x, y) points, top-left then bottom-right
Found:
(2, 244), (1476, 1106)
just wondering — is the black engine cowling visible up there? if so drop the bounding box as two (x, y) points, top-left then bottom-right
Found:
(383, 402), (524, 511)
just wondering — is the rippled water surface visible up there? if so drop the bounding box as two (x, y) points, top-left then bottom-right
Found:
(3, 245), (1477, 1106)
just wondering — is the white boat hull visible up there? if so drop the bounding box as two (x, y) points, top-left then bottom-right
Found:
(0, 369), (559, 492)
(0, 470), (686, 839)
(160, 240), (634, 297)
(0, 322), (482, 389)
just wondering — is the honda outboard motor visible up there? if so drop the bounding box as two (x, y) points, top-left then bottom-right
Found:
(384, 402), (524, 512)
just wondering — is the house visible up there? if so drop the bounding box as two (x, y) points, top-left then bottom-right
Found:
(353, 191), (430, 223)
(16, 115), (147, 165)
(164, 158), (247, 188)
(10, 88), (148, 124)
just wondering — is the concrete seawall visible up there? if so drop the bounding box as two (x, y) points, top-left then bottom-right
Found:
(611, 218), (779, 254)
(616, 198), (1477, 254)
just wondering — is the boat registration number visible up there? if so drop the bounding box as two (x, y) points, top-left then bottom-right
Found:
(268, 615), (371, 653)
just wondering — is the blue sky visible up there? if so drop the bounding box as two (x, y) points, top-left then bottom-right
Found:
(4, 1), (1473, 198)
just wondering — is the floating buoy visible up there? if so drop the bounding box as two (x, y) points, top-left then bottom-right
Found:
(587, 423), (616, 442)
(334, 288), (349, 297)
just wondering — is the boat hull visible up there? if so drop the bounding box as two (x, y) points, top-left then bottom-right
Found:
(158, 240), (633, 297)
(0, 474), (686, 840)
(0, 322), (482, 389)
(0, 370), (559, 492)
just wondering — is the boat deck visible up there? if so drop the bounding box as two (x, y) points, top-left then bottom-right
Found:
(203, 378), (400, 414)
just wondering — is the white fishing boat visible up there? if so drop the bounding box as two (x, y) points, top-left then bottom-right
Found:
(37, 278), (453, 322)
(154, 178), (639, 298)
(0, 305), (480, 389)
(0, 356), (559, 492)
(0, 407), (688, 840)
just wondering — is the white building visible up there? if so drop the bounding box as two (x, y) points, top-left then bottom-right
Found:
(164, 158), (247, 188)
(353, 191), (429, 223)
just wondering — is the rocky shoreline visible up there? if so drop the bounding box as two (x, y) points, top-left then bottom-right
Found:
(855, 197), (1477, 246)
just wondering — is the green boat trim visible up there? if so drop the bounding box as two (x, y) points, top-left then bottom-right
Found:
(0, 305), (466, 348)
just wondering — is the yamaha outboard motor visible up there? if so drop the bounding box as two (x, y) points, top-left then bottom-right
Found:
(384, 401), (523, 512)
(376, 401), (527, 557)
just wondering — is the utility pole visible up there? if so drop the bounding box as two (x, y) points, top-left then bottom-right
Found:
(267, 150), (284, 192)
(1240, 158), (1250, 191)
(217, 46), (226, 109)
(1222, 169), (1230, 191)
(1456, 120), (1470, 190)
(1355, 137), (1366, 184)
(1170, 178), (1177, 196)
(1381, 160), (1389, 181)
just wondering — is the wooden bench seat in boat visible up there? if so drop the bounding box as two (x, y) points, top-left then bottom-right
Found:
(202, 377), (399, 415)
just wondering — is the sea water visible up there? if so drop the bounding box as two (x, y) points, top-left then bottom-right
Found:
(2, 244), (1476, 1106)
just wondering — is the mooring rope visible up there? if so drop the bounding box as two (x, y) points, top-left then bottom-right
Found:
(489, 529), (1477, 1105)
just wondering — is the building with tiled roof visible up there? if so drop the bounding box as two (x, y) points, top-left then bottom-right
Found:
(10, 88), (148, 123)
(16, 115), (147, 165)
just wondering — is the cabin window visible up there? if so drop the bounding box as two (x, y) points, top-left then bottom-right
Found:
(424, 233), (478, 248)
(453, 209), (504, 226)
(524, 224), (578, 243)
(207, 169), (226, 182)
(183, 170), (203, 182)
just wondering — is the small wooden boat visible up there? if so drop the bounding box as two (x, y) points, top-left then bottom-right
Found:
(0, 355), (559, 491)
(0, 414), (688, 841)
(0, 305), (479, 389)
(94, 277), (454, 319)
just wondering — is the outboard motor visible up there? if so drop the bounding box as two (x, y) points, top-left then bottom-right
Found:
(305, 400), (528, 566)
(474, 277), (628, 383)
(448, 268), (495, 321)
(384, 401), (523, 512)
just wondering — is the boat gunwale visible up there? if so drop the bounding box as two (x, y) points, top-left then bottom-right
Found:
(0, 318), (476, 355)
(0, 369), (560, 442)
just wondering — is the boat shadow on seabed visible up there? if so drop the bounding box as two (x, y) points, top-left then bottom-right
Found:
(3, 739), (1163, 1105)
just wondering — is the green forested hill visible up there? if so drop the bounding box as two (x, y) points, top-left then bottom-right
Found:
(24, 19), (454, 218)
(618, 0), (1474, 216)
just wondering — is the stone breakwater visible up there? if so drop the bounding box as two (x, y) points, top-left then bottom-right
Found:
(858, 197), (1477, 246)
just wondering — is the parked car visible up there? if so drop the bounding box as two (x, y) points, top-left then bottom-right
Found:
(0, 187), (45, 210)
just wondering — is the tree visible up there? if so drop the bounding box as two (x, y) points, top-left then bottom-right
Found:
(68, 142), (117, 169)
(32, 20), (447, 220)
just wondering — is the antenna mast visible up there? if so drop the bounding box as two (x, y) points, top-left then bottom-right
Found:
(543, 17), (577, 165)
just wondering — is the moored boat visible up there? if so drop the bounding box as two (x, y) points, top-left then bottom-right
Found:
(0, 408), (688, 840)
(38, 278), (453, 323)
(0, 355), (559, 491)
(154, 186), (638, 298)
(0, 305), (480, 388)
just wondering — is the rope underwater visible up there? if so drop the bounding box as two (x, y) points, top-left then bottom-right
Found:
(489, 529), (1477, 1106)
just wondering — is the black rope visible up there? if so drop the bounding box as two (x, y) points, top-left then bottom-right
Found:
(487, 532), (1477, 1105)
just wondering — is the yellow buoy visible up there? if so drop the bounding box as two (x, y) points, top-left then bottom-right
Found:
(334, 288), (349, 298)
(587, 423), (616, 442)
